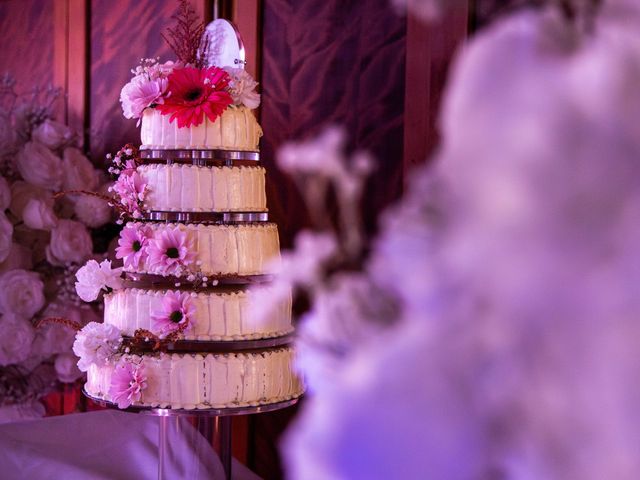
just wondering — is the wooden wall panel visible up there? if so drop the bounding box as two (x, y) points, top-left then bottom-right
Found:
(89, 0), (176, 160)
(403, 5), (468, 174)
(260, 0), (406, 248)
(0, 0), (55, 94)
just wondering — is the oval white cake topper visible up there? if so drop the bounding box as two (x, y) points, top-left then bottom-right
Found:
(206, 19), (246, 69)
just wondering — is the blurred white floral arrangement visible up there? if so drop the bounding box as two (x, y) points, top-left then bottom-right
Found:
(0, 74), (113, 417)
(277, 0), (640, 479)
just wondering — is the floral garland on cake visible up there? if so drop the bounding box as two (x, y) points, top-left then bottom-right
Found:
(72, 288), (197, 408)
(119, 0), (260, 128)
(0, 74), (117, 415)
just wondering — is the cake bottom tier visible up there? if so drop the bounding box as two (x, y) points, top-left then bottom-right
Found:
(86, 347), (303, 410)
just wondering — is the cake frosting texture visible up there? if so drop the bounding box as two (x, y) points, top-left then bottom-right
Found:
(122, 222), (280, 278)
(139, 164), (267, 213)
(140, 106), (262, 151)
(86, 348), (302, 409)
(104, 287), (293, 340)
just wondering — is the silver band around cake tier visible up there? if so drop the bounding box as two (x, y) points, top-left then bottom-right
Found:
(140, 149), (260, 166)
(142, 210), (269, 223)
(123, 335), (295, 354)
(83, 390), (300, 416)
(123, 272), (274, 288)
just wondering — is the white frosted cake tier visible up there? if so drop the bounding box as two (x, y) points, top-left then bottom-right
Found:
(139, 164), (267, 212)
(122, 222), (280, 278)
(86, 348), (303, 409)
(140, 106), (262, 150)
(104, 287), (293, 340)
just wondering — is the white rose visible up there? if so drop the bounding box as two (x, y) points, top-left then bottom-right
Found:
(30, 310), (77, 359)
(0, 269), (45, 318)
(0, 176), (10, 211)
(62, 147), (98, 192)
(54, 353), (84, 383)
(0, 213), (12, 263)
(31, 119), (75, 150)
(31, 324), (74, 360)
(9, 181), (49, 219)
(22, 198), (58, 230)
(46, 219), (92, 265)
(0, 313), (35, 366)
(16, 141), (63, 191)
(0, 242), (33, 274)
(74, 259), (123, 302)
(74, 194), (112, 228)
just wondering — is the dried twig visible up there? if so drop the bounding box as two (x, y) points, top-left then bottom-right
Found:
(162, 0), (210, 68)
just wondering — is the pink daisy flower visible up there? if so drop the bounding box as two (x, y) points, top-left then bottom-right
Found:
(151, 291), (196, 338)
(147, 227), (196, 276)
(109, 361), (147, 409)
(115, 224), (151, 269)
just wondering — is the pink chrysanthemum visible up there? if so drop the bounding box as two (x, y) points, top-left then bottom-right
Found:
(147, 227), (196, 276)
(151, 291), (196, 338)
(115, 224), (151, 269)
(156, 67), (233, 128)
(109, 361), (147, 409)
(112, 170), (148, 218)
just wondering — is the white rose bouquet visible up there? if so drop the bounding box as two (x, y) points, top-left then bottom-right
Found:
(0, 74), (117, 417)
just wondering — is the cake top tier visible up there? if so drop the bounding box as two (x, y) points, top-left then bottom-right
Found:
(119, 12), (261, 147)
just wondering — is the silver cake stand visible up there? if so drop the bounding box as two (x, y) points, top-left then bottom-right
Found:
(83, 335), (301, 480)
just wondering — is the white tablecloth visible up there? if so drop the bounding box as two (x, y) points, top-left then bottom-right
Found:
(0, 410), (261, 479)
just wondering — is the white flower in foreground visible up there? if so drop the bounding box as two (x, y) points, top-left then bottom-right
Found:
(296, 274), (397, 393)
(276, 230), (338, 287)
(0, 313), (35, 366)
(72, 321), (122, 371)
(75, 259), (123, 302)
(277, 126), (347, 177)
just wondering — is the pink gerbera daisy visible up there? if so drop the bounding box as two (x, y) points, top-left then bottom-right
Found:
(151, 290), (196, 338)
(147, 227), (196, 276)
(109, 361), (147, 409)
(116, 224), (151, 269)
(156, 66), (233, 128)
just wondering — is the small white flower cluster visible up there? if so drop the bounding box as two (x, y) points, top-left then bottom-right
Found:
(74, 259), (123, 303)
(72, 322), (123, 372)
(223, 67), (261, 109)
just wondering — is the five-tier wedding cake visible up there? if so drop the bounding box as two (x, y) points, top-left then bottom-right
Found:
(73, 12), (302, 410)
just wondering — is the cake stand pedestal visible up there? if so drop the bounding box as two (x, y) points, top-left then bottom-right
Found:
(86, 393), (299, 480)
